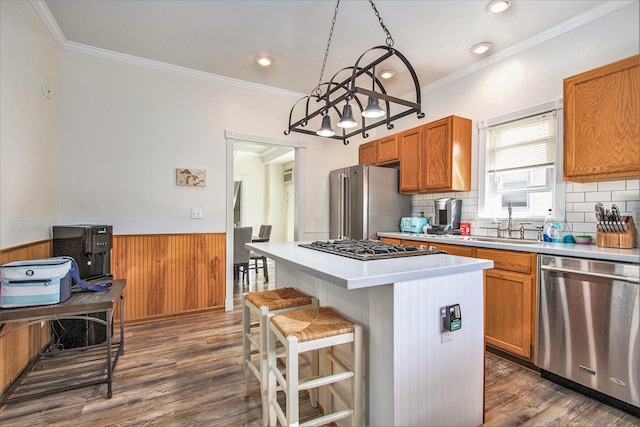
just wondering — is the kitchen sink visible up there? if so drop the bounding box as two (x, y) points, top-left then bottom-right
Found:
(464, 236), (540, 245)
(408, 234), (540, 245)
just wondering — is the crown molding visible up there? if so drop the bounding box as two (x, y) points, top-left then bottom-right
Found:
(61, 41), (303, 99)
(29, 0), (302, 99)
(424, 0), (636, 93)
(30, 0), (66, 49)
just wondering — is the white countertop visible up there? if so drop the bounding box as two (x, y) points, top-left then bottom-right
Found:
(246, 241), (494, 290)
(378, 232), (640, 264)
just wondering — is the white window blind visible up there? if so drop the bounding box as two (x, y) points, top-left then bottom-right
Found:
(479, 107), (560, 220)
(488, 111), (556, 173)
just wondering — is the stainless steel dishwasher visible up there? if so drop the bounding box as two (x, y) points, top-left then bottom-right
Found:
(537, 255), (639, 416)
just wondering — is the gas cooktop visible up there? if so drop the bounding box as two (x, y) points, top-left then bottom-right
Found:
(299, 239), (442, 261)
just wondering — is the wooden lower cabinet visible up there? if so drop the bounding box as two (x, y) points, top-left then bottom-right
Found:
(477, 249), (537, 361)
(483, 268), (534, 359)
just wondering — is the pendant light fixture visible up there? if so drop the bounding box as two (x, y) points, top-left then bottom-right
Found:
(285, 0), (424, 145)
(317, 114), (336, 136)
(362, 66), (385, 119)
(337, 102), (358, 128)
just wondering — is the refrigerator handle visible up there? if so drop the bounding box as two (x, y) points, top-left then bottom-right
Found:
(344, 174), (350, 239)
(339, 173), (348, 239)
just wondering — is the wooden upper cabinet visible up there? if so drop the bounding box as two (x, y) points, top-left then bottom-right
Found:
(563, 54), (639, 182)
(359, 141), (377, 165)
(376, 135), (399, 165)
(422, 116), (471, 192)
(398, 126), (423, 193)
(358, 135), (399, 165)
(399, 116), (471, 193)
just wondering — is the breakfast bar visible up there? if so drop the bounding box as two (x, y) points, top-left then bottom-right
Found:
(247, 241), (493, 427)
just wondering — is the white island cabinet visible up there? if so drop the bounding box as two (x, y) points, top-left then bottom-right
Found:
(246, 241), (493, 427)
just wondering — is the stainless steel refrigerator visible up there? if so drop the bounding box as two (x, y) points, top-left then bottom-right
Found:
(330, 164), (411, 240)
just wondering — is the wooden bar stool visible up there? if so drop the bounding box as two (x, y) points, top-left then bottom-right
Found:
(242, 288), (318, 416)
(266, 307), (363, 426)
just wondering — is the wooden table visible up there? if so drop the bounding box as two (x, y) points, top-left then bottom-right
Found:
(0, 279), (125, 405)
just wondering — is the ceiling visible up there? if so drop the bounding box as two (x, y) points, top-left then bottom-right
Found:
(43, 0), (620, 97)
(41, 0), (628, 156)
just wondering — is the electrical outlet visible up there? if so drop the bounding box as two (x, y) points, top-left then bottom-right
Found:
(191, 208), (203, 219)
(441, 331), (453, 343)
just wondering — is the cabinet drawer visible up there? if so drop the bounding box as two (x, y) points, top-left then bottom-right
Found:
(476, 248), (533, 274)
(401, 240), (475, 258)
(380, 237), (402, 245)
(430, 243), (474, 258)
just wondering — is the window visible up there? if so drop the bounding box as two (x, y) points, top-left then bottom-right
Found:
(479, 106), (560, 220)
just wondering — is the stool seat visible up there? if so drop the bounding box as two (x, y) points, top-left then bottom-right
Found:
(267, 306), (363, 426)
(270, 307), (355, 343)
(245, 287), (313, 312)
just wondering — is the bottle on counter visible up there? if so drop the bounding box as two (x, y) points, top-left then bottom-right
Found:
(543, 209), (554, 242)
(553, 221), (564, 243)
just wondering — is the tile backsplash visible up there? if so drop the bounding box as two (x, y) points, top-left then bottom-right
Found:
(412, 178), (640, 242)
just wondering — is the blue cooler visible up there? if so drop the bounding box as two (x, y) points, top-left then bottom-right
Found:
(0, 257), (72, 308)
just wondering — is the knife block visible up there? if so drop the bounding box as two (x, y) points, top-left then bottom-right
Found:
(596, 216), (637, 249)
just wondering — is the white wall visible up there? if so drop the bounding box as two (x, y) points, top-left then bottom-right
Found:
(56, 50), (359, 239)
(0, 1), (61, 248)
(370, 2), (640, 239)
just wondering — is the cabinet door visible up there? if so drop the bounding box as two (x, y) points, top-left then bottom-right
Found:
(377, 135), (399, 165)
(422, 117), (451, 191)
(359, 141), (377, 165)
(398, 127), (422, 193)
(422, 116), (471, 192)
(484, 268), (533, 359)
(563, 54), (639, 182)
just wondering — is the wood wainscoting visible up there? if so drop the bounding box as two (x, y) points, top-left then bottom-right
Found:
(0, 240), (53, 401)
(111, 233), (226, 324)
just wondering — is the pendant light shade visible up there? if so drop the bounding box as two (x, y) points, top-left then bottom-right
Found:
(316, 114), (335, 137)
(361, 96), (385, 119)
(337, 103), (358, 129)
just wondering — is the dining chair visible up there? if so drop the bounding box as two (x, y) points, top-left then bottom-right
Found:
(250, 225), (272, 282)
(234, 226), (253, 286)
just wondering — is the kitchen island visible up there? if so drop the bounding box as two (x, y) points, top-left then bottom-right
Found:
(246, 241), (493, 427)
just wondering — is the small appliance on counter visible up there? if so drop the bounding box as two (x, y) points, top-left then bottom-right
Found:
(400, 216), (428, 233)
(428, 198), (462, 234)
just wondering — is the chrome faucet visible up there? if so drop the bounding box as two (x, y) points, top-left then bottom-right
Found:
(493, 202), (531, 239)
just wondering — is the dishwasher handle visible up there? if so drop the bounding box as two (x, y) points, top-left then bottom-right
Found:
(540, 264), (640, 284)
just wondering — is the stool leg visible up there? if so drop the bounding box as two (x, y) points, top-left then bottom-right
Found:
(266, 321), (278, 427)
(259, 307), (270, 415)
(286, 336), (299, 426)
(353, 325), (363, 426)
(242, 296), (251, 397)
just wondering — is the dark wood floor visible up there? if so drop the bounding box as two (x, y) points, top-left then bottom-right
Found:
(1, 262), (638, 426)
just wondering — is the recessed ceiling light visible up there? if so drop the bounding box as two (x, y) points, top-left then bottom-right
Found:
(486, 0), (510, 14)
(378, 70), (396, 79)
(254, 55), (274, 67)
(470, 42), (494, 55)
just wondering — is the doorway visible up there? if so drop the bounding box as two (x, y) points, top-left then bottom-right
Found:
(224, 131), (306, 310)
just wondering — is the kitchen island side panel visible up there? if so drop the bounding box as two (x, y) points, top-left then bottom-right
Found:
(276, 264), (394, 426)
(275, 264), (484, 426)
(394, 272), (484, 426)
